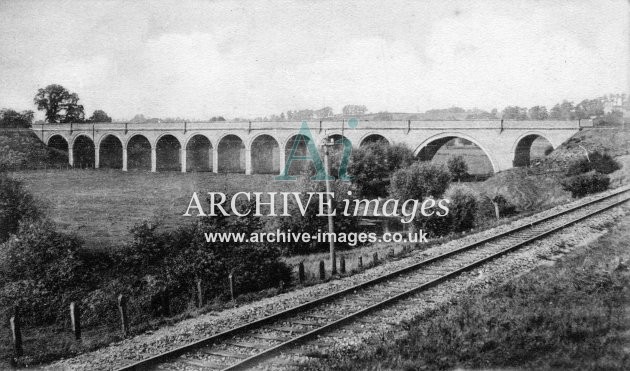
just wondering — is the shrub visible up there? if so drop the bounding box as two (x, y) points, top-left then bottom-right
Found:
(414, 186), (478, 237)
(561, 172), (610, 198)
(566, 151), (620, 176)
(348, 142), (414, 198)
(389, 162), (451, 201)
(447, 156), (469, 182)
(491, 195), (517, 217)
(271, 178), (363, 254)
(445, 186), (477, 233)
(0, 174), (40, 242)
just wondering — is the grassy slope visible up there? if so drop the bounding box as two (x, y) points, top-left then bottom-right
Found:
(300, 209), (630, 371)
(0, 130), (67, 169)
(477, 127), (630, 211)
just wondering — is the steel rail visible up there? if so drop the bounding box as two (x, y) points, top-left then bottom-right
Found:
(118, 186), (629, 371)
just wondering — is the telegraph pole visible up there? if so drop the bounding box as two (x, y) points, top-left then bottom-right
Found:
(322, 131), (336, 275)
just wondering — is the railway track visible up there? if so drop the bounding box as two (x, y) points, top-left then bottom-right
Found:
(119, 187), (630, 371)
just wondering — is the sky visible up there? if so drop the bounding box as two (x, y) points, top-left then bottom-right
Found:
(0, 0), (628, 121)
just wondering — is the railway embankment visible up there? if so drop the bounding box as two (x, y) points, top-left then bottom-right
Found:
(45, 188), (629, 370)
(298, 203), (630, 370)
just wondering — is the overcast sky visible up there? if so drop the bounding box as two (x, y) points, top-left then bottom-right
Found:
(0, 0), (628, 121)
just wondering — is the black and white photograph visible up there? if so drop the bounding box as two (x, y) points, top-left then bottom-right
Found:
(0, 0), (629, 370)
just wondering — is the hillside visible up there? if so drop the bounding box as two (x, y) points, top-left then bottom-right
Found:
(478, 127), (630, 211)
(0, 129), (68, 170)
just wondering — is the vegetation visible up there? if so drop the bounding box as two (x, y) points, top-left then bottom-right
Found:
(348, 142), (414, 198)
(34, 84), (85, 123)
(88, 110), (112, 123)
(0, 174), (40, 242)
(561, 150), (620, 198)
(389, 162), (451, 202)
(0, 109), (34, 129)
(301, 215), (630, 371)
(562, 172), (611, 198)
(447, 155), (469, 182)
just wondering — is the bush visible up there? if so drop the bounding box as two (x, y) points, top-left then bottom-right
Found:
(389, 162), (451, 201)
(492, 195), (517, 217)
(566, 151), (620, 176)
(561, 172), (610, 198)
(414, 186), (478, 237)
(271, 177), (364, 254)
(447, 156), (469, 182)
(348, 142), (414, 198)
(0, 174), (40, 242)
(445, 186), (477, 233)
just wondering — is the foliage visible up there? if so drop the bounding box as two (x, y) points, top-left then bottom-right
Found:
(389, 162), (451, 202)
(0, 109), (34, 128)
(342, 104), (367, 116)
(447, 155), (468, 182)
(348, 142), (414, 198)
(89, 109), (112, 122)
(528, 105), (549, 120)
(34, 84), (85, 123)
(414, 186), (478, 237)
(271, 178), (363, 254)
(566, 151), (620, 177)
(561, 172), (610, 198)
(501, 106), (528, 120)
(0, 174), (40, 242)
(491, 194), (517, 217)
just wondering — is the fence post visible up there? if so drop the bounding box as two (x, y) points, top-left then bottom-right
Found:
(228, 272), (235, 302)
(340, 255), (346, 274)
(10, 306), (22, 358)
(117, 294), (129, 337)
(373, 252), (378, 266)
(319, 260), (326, 280)
(70, 301), (81, 340)
(196, 279), (204, 308)
(298, 262), (305, 284)
(358, 256), (363, 269)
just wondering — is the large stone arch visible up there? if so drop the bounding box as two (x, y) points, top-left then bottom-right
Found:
(512, 131), (555, 167)
(155, 134), (182, 171)
(414, 132), (499, 173)
(217, 134), (246, 173)
(359, 133), (390, 147)
(185, 133), (213, 172)
(98, 134), (123, 169)
(283, 133), (317, 176)
(47, 134), (69, 151)
(126, 134), (152, 171)
(250, 134), (280, 174)
(71, 134), (95, 168)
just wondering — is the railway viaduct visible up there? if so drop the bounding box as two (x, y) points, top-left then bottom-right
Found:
(33, 119), (589, 175)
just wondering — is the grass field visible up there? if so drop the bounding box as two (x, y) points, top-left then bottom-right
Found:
(11, 169), (293, 250)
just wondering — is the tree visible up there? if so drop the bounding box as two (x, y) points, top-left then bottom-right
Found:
(528, 106), (548, 120)
(0, 109), (34, 128)
(447, 156), (468, 182)
(342, 105), (368, 116)
(348, 142), (414, 198)
(89, 110), (112, 123)
(389, 162), (451, 202)
(549, 100), (575, 120)
(502, 106), (527, 120)
(34, 84), (84, 123)
(209, 116), (226, 122)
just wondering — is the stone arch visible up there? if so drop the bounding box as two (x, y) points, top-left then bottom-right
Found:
(98, 134), (123, 169)
(126, 134), (152, 171)
(47, 134), (69, 151)
(71, 134), (95, 168)
(250, 134), (280, 174)
(283, 133), (316, 176)
(185, 134), (213, 172)
(218, 134), (246, 173)
(415, 132), (498, 174)
(155, 134), (182, 171)
(512, 132), (554, 167)
(359, 133), (390, 147)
